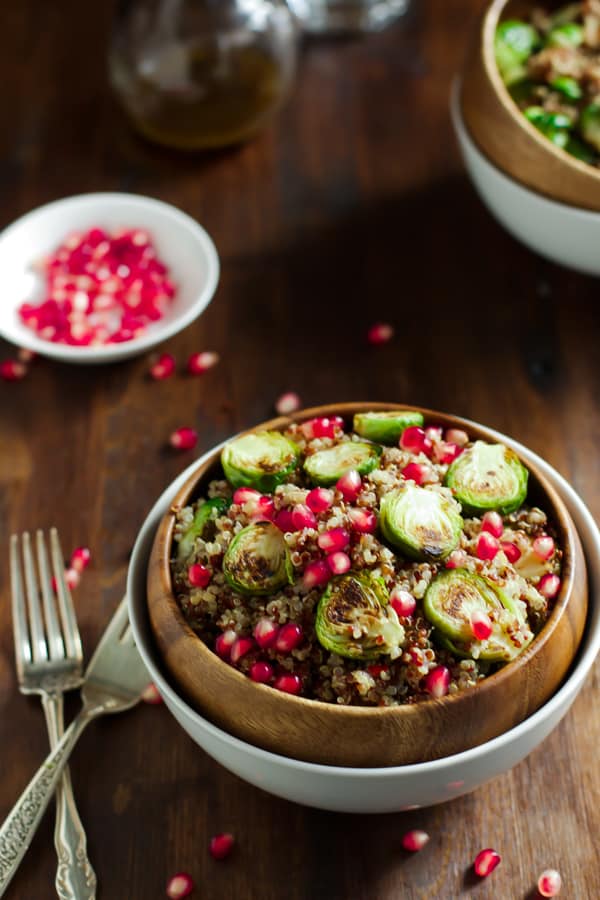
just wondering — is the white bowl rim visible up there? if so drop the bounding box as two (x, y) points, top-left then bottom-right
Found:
(0, 191), (220, 361)
(128, 417), (600, 778)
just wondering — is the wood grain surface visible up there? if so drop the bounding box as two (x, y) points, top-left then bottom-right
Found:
(1, 0), (599, 897)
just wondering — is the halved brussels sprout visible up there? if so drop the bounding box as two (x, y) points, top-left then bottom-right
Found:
(524, 107), (572, 149)
(550, 75), (582, 100)
(353, 410), (424, 445)
(424, 569), (532, 662)
(176, 497), (230, 561)
(303, 441), (382, 486)
(546, 22), (584, 47)
(315, 572), (405, 660)
(222, 522), (293, 595)
(580, 104), (600, 153)
(445, 441), (528, 515)
(221, 431), (299, 493)
(379, 484), (463, 562)
(495, 20), (540, 85)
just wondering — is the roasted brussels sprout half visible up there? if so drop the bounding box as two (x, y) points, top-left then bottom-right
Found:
(445, 441), (528, 515)
(424, 569), (532, 662)
(221, 431), (299, 493)
(581, 104), (600, 153)
(524, 107), (572, 149)
(495, 20), (540, 85)
(176, 497), (230, 561)
(222, 522), (293, 595)
(303, 440), (382, 486)
(546, 22), (584, 47)
(315, 572), (405, 660)
(353, 410), (424, 445)
(379, 484), (463, 562)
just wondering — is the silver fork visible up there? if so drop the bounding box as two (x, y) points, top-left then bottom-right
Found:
(10, 529), (96, 900)
(0, 596), (149, 897)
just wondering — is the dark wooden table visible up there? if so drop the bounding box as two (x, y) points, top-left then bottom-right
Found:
(1, 1), (599, 897)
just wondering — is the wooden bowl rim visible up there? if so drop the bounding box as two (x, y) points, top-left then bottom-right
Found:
(150, 401), (582, 722)
(481, 0), (600, 191)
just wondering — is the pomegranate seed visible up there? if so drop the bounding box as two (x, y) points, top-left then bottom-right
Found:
(400, 426), (433, 457)
(538, 573), (561, 599)
(166, 872), (194, 898)
(317, 527), (350, 553)
(445, 428), (469, 447)
(70, 546), (91, 573)
(230, 636), (255, 665)
(188, 563), (211, 588)
(169, 427), (198, 450)
(65, 568), (80, 591)
(367, 322), (394, 344)
(434, 441), (462, 465)
(274, 509), (296, 532)
(253, 617), (279, 648)
(275, 391), (301, 415)
(425, 426), (443, 442)
(291, 504), (317, 530)
(0, 360), (27, 381)
(306, 488), (334, 514)
(273, 673), (302, 694)
(302, 416), (345, 440)
(446, 549), (468, 569)
(215, 629), (237, 660)
(336, 470), (362, 501)
(149, 352), (175, 380)
(538, 869), (562, 897)
(348, 507), (377, 533)
(187, 351), (219, 375)
(401, 462), (428, 485)
(500, 541), (521, 563)
(17, 348), (36, 363)
(402, 830), (430, 852)
(423, 665), (450, 698)
(477, 532), (499, 560)
(367, 664), (388, 677)
(481, 512), (504, 538)
(302, 559), (331, 589)
(233, 487), (261, 506)
(473, 848), (501, 878)
(327, 551), (351, 575)
(533, 535), (555, 560)
(275, 622), (303, 652)
(390, 588), (416, 618)
(250, 661), (274, 683)
(141, 682), (163, 704)
(250, 496), (275, 522)
(470, 609), (493, 640)
(209, 833), (234, 860)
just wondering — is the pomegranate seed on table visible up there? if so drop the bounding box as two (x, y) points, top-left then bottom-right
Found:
(317, 527), (350, 553)
(215, 630), (237, 660)
(327, 551), (351, 575)
(274, 622), (303, 652)
(141, 683), (163, 704)
(306, 488), (334, 514)
(473, 848), (501, 877)
(209, 833), (235, 860)
(367, 322), (394, 345)
(500, 541), (521, 563)
(336, 470), (362, 501)
(187, 351), (219, 375)
(187, 564), (211, 588)
(400, 426), (433, 457)
(169, 428), (198, 451)
(477, 532), (499, 560)
(533, 535), (555, 560)
(423, 665), (450, 698)
(390, 588), (416, 618)
(470, 610), (493, 640)
(250, 661), (274, 683)
(348, 507), (377, 533)
(17, 348), (36, 363)
(445, 428), (469, 446)
(230, 636), (255, 665)
(273, 673), (302, 694)
(538, 573), (561, 599)
(538, 868), (562, 897)
(275, 391), (301, 415)
(291, 504), (317, 530)
(445, 549), (467, 569)
(166, 872), (194, 898)
(64, 568), (80, 591)
(481, 511), (504, 538)
(0, 360), (27, 381)
(302, 560), (331, 589)
(70, 546), (91, 573)
(253, 618), (279, 648)
(401, 830), (430, 852)
(274, 509), (297, 533)
(149, 353), (176, 380)
(401, 462), (428, 485)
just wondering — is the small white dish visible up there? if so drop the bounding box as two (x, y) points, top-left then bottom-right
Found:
(0, 193), (220, 364)
(128, 428), (600, 814)
(451, 82), (600, 278)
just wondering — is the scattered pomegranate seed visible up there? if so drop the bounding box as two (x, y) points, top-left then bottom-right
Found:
(402, 830), (430, 852)
(367, 322), (394, 345)
(348, 507), (377, 534)
(187, 351), (219, 375)
(533, 535), (555, 560)
(538, 573), (561, 599)
(434, 441), (462, 465)
(302, 416), (345, 440)
(188, 563), (211, 588)
(425, 426), (443, 442)
(473, 848), (501, 878)
(209, 833), (235, 860)
(149, 352), (176, 380)
(273, 673), (302, 694)
(275, 622), (303, 652)
(336, 470), (362, 502)
(445, 428), (469, 447)
(400, 426), (433, 457)
(306, 488), (334, 514)
(481, 512), (504, 538)
(230, 636), (255, 665)
(275, 391), (301, 415)
(166, 872), (194, 898)
(17, 348), (36, 363)
(0, 360), (27, 381)
(500, 541), (521, 563)
(317, 527), (350, 553)
(401, 462), (428, 485)
(249, 661), (274, 683)
(65, 568), (80, 591)
(274, 509), (296, 533)
(445, 549), (468, 569)
(470, 609), (493, 640)
(302, 559), (331, 589)
(141, 682), (163, 704)
(170, 427), (198, 450)
(390, 588), (416, 618)
(423, 665), (450, 698)
(538, 868), (562, 897)
(215, 629), (237, 660)
(477, 532), (499, 561)
(327, 551), (351, 575)
(70, 547), (91, 573)
(291, 504), (317, 530)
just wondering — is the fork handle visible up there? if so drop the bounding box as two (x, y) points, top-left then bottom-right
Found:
(42, 693), (97, 900)
(0, 707), (98, 898)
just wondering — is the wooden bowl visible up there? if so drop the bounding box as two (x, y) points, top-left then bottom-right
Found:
(460, 0), (600, 212)
(147, 403), (588, 767)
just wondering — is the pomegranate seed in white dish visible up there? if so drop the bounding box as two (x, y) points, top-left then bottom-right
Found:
(390, 588), (416, 618)
(367, 322), (394, 344)
(141, 683), (163, 704)
(166, 872), (194, 898)
(70, 546), (91, 573)
(317, 528), (350, 553)
(481, 511), (504, 538)
(538, 868), (562, 897)
(150, 352), (176, 380)
(477, 532), (499, 560)
(445, 428), (469, 446)
(473, 848), (501, 877)
(327, 551), (351, 575)
(209, 833), (234, 860)
(275, 391), (301, 415)
(538, 573), (561, 599)
(348, 507), (377, 533)
(273, 673), (302, 694)
(401, 830), (430, 852)
(253, 618), (279, 649)
(169, 428), (198, 450)
(423, 665), (450, 698)
(215, 630), (237, 660)
(500, 540), (521, 563)
(275, 623), (303, 652)
(336, 470), (362, 502)
(0, 360), (27, 381)
(250, 661), (273, 683)
(470, 610), (493, 641)
(230, 636), (255, 665)
(533, 535), (555, 560)
(187, 351), (219, 375)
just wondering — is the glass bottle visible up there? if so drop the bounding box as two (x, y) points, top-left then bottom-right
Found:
(286, 0), (411, 34)
(109, 0), (298, 151)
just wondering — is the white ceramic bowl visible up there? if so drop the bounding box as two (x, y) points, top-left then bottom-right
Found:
(451, 83), (600, 278)
(128, 427), (600, 813)
(0, 193), (220, 364)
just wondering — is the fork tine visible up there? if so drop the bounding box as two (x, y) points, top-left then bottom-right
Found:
(50, 528), (83, 663)
(21, 532), (48, 663)
(87, 599), (130, 667)
(9, 536), (32, 678)
(36, 531), (65, 661)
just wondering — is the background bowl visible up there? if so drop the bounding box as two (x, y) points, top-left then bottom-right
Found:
(459, 0), (600, 212)
(146, 403), (587, 767)
(0, 192), (220, 364)
(128, 424), (600, 813)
